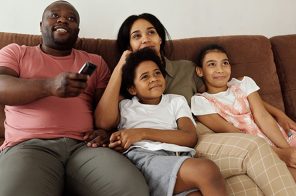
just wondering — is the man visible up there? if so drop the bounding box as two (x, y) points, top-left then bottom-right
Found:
(0, 1), (148, 196)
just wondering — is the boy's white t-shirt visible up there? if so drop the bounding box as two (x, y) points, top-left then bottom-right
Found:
(191, 76), (260, 116)
(118, 94), (196, 155)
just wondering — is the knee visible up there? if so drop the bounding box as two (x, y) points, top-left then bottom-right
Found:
(111, 167), (150, 195)
(246, 136), (274, 156)
(197, 159), (224, 182)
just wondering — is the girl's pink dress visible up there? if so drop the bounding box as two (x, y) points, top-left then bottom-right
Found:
(201, 84), (296, 147)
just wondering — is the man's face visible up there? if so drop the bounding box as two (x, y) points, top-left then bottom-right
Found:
(40, 2), (80, 50)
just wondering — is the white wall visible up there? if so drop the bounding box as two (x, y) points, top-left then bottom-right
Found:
(0, 0), (295, 39)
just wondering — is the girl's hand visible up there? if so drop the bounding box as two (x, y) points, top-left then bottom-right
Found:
(275, 113), (296, 134)
(110, 129), (144, 150)
(273, 146), (296, 168)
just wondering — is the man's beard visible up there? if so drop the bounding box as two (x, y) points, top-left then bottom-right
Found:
(42, 30), (79, 50)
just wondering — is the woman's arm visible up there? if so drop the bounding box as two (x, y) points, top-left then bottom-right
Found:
(110, 117), (197, 150)
(197, 113), (241, 133)
(248, 92), (290, 148)
(263, 100), (296, 132)
(95, 51), (131, 130)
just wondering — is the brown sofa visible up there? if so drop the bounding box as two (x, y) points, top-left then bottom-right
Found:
(0, 32), (296, 195)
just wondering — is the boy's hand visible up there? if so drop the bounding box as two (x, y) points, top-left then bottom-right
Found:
(109, 140), (124, 152)
(110, 129), (143, 150)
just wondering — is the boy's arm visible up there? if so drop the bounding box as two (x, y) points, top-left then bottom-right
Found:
(263, 100), (296, 132)
(197, 114), (241, 133)
(109, 117), (198, 150)
(248, 91), (289, 148)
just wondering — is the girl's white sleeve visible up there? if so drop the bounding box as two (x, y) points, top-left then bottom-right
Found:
(191, 95), (217, 116)
(241, 76), (260, 95)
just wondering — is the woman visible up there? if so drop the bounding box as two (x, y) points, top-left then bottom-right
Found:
(116, 13), (202, 105)
(94, 13), (296, 195)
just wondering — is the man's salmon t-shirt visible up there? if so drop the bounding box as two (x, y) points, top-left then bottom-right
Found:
(0, 44), (111, 150)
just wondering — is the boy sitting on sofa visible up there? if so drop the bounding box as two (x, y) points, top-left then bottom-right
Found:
(109, 47), (227, 196)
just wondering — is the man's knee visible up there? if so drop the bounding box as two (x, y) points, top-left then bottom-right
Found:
(0, 144), (64, 196)
(66, 147), (149, 196)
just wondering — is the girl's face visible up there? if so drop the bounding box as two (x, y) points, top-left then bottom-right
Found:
(128, 60), (166, 104)
(129, 19), (162, 56)
(196, 51), (231, 94)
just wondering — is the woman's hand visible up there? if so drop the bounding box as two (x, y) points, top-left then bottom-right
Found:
(83, 129), (110, 148)
(116, 50), (132, 70)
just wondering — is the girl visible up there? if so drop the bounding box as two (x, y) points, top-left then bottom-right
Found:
(110, 47), (227, 196)
(191, 44), (296, 180)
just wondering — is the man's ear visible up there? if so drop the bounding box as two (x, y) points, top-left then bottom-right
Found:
(195, 67), (203, 77)
(128, 86), (137, 96)
(40, 22), (42, 32)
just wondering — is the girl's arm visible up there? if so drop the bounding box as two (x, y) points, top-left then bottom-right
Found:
(263, 100), (296, 132)
(109, 117), (197, 150)
(95, 51), (131, 130)
(248, 91), (290, 148)
(197, 114), (241, 133)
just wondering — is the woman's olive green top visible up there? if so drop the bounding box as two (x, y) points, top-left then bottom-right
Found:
(164, 58), (203, 105)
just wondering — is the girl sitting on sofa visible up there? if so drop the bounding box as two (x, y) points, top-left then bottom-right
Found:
(110, 47), (227, 196)
(191, 44), (296, 180)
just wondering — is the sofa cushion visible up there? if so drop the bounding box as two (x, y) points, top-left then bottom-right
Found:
(270, 34), (296, 121)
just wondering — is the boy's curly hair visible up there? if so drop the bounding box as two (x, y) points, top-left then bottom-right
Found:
(121, 47), (167, 99)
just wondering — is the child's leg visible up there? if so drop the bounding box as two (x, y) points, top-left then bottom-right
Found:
(174, 158), (227, 196)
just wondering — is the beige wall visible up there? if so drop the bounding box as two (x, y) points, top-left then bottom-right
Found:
(0, 0), (295, 39)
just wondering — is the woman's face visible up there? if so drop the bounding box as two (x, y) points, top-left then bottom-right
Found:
(129, 19), (162, 56)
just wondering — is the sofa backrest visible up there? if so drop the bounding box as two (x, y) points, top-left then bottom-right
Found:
(271, 34), (296, 121)
(0, 32), (286, 141)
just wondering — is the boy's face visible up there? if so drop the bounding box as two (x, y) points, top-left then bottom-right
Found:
(128, 60), (166, 104)
(196, 51), (231, 93)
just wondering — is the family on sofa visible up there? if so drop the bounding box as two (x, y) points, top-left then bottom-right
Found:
(0, 0), (296, 195)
